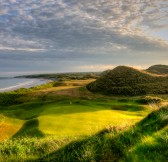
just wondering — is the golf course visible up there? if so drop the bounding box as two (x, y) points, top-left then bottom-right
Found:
(0, 75), (168, 161)
(0, 0), (168, 161)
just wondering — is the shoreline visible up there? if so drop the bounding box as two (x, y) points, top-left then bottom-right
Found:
(0, 78), (50, 93)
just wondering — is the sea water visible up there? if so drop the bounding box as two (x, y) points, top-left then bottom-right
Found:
(0, 77), (47, 92)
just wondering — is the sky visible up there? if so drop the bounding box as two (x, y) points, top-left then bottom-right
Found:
(0, 0), (168, 75)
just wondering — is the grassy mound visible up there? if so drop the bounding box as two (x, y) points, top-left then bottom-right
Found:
(136, 96), (163, 105)
(87, 66), (168, 96)
(146, 65), (168, 75)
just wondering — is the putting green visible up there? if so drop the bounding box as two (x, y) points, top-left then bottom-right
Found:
(37, 100), (148, 137)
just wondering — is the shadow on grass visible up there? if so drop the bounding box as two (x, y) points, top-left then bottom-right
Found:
(0, 101), (46, 120)
(111, 104), (144, 111)
(13, 119), (45, 138)
(37, 107), (168, 162)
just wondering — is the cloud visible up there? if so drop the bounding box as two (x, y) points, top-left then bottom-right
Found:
(0, 47), (45, 51)
(76, 64), (149, 72)
(0, 0), (167, 73)
(77, 64), (116, 71)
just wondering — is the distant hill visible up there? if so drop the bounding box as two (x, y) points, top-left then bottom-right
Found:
(87, 66), (168, 96)
(146, 65), (168, 75)
(16, 72), (100, 81)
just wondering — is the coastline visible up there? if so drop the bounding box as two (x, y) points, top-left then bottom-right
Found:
(0, 78), (50, 93)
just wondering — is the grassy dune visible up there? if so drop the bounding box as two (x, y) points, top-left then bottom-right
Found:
(87, 66), (168, 96)
(0, 79), (167, 161)
(146, 65), (168, 75)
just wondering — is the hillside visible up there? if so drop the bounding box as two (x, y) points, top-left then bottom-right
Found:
(87, 66), (168, 95)
(146, 65), (168, 75)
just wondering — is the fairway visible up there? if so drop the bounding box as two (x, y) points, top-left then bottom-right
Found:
(0, 95), (149, 140)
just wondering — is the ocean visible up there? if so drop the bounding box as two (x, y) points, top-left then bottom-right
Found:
(0, 77), (47, 92)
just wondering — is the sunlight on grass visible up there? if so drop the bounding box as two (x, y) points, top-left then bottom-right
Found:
(0, 117), (23, 141)
(38, 103), (147, 138)
(0, 95), (150, 140)
(123, 125), (168, 162)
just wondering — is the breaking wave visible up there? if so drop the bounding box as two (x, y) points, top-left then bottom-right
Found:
(0, 80), (36, 92)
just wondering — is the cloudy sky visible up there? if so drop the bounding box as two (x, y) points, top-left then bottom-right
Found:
(0, 0), (168, 75)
